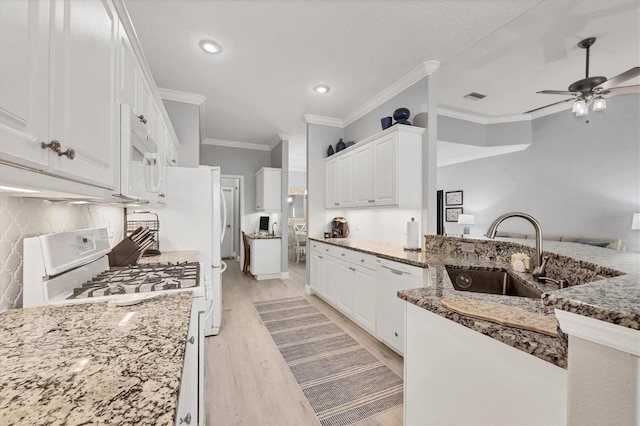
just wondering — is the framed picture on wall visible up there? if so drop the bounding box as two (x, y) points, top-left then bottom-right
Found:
(445, 190), (463, 206)
(446, 207), (463, 222)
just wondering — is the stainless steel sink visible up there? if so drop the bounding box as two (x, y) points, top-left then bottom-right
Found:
(445, 266), (542, 299)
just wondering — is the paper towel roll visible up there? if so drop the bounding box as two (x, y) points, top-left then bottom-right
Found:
(406, 218), (420, 248)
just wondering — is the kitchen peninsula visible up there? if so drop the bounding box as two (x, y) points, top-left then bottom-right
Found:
(0, 293), (194, 425)
(246, 233), (282, 280)
(311, 235), (640, 425)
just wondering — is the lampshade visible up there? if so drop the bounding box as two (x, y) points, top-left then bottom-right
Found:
(632, 213), (640, 230)
(575, 100), (588, 117)
(592, 97), (607, 112)
(457, 214), (475, 225)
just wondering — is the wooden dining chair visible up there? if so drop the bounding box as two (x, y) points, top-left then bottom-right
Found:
(241, 231), (250, 275)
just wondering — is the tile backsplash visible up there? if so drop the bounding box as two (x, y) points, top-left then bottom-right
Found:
(326, 209), (421, 246)
(0, 198), (124, 311)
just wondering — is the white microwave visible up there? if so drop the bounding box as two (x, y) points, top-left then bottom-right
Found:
(114, 104), (161, 204)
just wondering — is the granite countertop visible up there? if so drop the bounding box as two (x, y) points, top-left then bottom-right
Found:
(0, 293), (193, 425)
(311, 235), (640, 368)
(247, 233), (281, 239)
(138, 250), (199, 264)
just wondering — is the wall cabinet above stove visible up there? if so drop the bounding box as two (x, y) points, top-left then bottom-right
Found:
(325, 125), (424, 209)
(0, 0), (119, 192)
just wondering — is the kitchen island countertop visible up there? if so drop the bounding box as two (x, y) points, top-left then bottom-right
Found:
(0, 292), (193, 425)
(311, 235), (640, 367)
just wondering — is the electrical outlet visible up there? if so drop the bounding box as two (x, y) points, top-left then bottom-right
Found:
(460, 242), (475, 253)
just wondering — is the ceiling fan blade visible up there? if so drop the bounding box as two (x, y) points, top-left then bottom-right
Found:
(597, 67), (640, 90)
(524, 98), (574, 114)
(605, 85), (640, 96)
(537, 90), (577, 95)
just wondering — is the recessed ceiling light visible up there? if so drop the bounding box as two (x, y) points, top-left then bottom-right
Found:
(313, 85), (330, 94)
(0, 185), (40, 193)
(199, 39), (222, 54)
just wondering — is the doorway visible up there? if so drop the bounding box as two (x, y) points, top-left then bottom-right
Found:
(221, 175), (243, 261)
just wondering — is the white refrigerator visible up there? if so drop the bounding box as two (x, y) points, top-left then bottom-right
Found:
(153, 166), (226, 336)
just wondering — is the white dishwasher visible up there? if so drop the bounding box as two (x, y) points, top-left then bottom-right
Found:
(376, 258), (427, 355)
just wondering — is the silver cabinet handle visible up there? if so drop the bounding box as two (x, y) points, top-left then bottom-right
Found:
(382, 266), (404, 275)
(158, 193), (165, 198)
(58, 147), (75, 159)
(188, 336), (195, 344)
(172, 159), (176, 163)
(326, 248), (329, 252)
(360, 259), (365, 262)
(41, 140), (61, 153)
(41, 140), (74, 159)
(179, 413), (191, 424)
(318, 256), (323, 259)
(341, 253), (345, 257)
(137, 114), (147, 124)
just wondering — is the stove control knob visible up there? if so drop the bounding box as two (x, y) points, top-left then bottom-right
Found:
(179, 413), (191, 424)
(188, 336), (195, 344)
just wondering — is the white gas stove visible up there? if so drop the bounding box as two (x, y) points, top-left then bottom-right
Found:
(23, 228), (205, 306)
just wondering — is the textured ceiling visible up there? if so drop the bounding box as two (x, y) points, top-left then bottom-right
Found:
(125, 0), (639, 157)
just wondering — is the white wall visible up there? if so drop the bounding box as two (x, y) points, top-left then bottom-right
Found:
(163, 100), (200, 167)
(438, 94), (640, 252)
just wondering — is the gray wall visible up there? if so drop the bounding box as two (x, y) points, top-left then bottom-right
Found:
(271, 142), (283, 168)
(163, 100), (200, 167)
(438, 116), (532, 147)
(438, 93), (640, 253)
(200, 145), (271, 216)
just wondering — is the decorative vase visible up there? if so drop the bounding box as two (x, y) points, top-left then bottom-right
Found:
(327, 144), (334, 157)
(393, 107), (411, 125)
(381, 116), (392, 130)
(336, 138), (347, 152)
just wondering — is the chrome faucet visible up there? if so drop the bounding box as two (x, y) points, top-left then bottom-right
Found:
(485, 212), (547, 280)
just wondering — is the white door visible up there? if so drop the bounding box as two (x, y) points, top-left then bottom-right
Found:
(221, 186), (234, 258)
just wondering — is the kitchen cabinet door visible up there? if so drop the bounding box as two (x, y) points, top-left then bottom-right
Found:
(48, 0), (119, 189)
(337, 153), (355, 208)
(372, 133), (397, 206)
(353, 265), (376, 332)
(335, 258), (354, 315)
(354, 144), (373, 206)
(117, 22), (137, 108)
(310, 251), (324, 295)
(255, 167), (281, 212)
(0, 0), (50, 171)
(325, 158), (338, 208)
(177, 297), (204, 426)
(323, 255), (338, 304)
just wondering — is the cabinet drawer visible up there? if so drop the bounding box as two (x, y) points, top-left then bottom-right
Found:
(310, 240), (327, 252)
(353, 252), (376, 270)
(326, 245), (354, 262)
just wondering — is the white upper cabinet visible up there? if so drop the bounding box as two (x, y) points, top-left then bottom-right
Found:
(255, 167), (281, 212)
(0, 0), (50, 172)
(0, 0), (119, 190)
(326, 125), (424, 209)
(48, 0), (119, 189)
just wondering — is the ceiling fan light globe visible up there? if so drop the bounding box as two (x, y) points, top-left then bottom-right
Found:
(574, 99), (588, 116)
(571, 100), (581, 113)
(593, 97), (607, 112)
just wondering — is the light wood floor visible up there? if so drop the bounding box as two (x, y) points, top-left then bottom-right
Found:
(205, 259), (404, 426)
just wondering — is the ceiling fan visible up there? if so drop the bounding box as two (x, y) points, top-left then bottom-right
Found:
(525, 37), (640, 115)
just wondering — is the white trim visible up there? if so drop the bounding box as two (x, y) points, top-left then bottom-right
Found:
(304, 114), (344, 128)
(280, 272), (289, 280)
(278, 132), (291, 142)
(202, 138), (270, 151)
(342, 60), (440, 127)
(437, 107), (532, 125)
(158, 88), (206, 105)
(555, 310), (640, 356)
(305, 284), (314, 295)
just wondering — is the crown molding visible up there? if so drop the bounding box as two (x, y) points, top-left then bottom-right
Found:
(437, 107), (532, 125)
(278, 132), (291, 142)
(342, 60), (441, 127)
(158, 88), (207, 105)
(202, 138), (270, 151)
(304, 114), (344, 128)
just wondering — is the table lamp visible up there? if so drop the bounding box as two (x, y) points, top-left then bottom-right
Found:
(457, 214), (475, 237)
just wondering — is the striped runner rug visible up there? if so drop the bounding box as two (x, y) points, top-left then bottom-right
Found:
(253, 297), (403, 426)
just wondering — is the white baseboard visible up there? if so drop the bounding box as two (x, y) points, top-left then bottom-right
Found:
(280, 272), (289, 280)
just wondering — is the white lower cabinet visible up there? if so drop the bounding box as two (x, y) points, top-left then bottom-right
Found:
(248, 237), (281, 280)
(309, 242), (426, 354)
(352, 264), (376, 332)
(176, 296), (205, 426)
